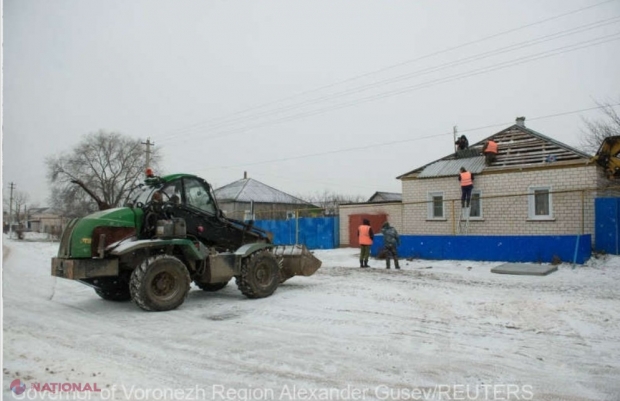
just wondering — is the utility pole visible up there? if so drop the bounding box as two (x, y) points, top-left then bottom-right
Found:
(8, 182), (15, 238)
(141, 138), (154, 169)
(453, 125), (458, 152)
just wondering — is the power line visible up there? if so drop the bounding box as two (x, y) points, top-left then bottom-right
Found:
(186, 103), (620, 194)
(157, 16), (620, 141)
(159, 32), (620, 147)
(159, 16), (620, 145)
(193, 103), (620, 172)
(156, 0), (617, 142)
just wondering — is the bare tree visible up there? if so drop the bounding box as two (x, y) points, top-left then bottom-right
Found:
(46, 130), (161, 217)
(2, 190), (29, 224)
(12, 190), (30, 224)
(580, 100), (620, 154)
(301, 190), (366, 216)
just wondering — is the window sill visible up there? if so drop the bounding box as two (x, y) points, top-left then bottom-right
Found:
(526, 217), (556, 222)
(426, 218), (447, 222)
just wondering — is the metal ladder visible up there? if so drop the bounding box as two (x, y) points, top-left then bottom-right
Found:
(458, 207), (471, 235)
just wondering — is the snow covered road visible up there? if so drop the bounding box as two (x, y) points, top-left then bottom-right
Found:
(2, 235), (620, 400)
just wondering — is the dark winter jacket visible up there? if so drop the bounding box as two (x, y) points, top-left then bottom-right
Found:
(381, 222), (400, 247)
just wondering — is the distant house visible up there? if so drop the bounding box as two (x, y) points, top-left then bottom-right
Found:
(27, 207), (65, 234)
(339, 116), (611, 246)
(367, 191), (402, 203)
(214, 173), (319, 221)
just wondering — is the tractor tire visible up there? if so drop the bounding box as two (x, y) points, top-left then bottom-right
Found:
(130, 255), (190, 311)
(235, 249), (280, 299)
(194, 281), (229, 292)
(95, 288), (131, 302)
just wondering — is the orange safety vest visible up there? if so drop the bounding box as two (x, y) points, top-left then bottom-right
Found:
(485, 140), (498, 154)
(358, 225), (373, 245)
(460, 171), (473, 186)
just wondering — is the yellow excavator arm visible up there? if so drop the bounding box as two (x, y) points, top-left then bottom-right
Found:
(592, 136), (620, 179)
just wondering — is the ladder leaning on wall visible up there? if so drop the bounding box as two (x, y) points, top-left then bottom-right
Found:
(458, 206), (471, 235)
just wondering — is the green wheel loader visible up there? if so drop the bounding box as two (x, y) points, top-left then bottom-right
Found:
(51, 172), (322, 311)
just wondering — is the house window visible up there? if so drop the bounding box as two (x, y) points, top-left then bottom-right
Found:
(469, 190), (482, 218)
(528, 186), (553, 219)
(427, 192), (444, 219)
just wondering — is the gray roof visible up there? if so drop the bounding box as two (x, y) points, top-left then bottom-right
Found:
(398, 120), (591, 179)
(417, 156), (486, 178)
(368, 191), (403, 202)
(215, 178), (312, 205)
(28, 207), (57, 215)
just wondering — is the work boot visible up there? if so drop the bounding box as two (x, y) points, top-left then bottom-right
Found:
(395, 260), (400, 270)
(364, 259), (369, 267)
(360, 260), (365, 268)
(386, 259), (391, 269)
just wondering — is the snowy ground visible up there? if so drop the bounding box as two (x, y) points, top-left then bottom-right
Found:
(2, 233), (620, 401)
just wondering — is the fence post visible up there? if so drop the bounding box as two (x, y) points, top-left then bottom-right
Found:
(295, 210), (299, 245)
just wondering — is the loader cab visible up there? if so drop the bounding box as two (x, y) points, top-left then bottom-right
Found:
(129, 173), (267, 251)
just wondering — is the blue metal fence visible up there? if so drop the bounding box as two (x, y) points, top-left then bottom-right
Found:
(595, 197), (620, 255)
(371, 234), (592, 264)
(253, 217), (339, 250)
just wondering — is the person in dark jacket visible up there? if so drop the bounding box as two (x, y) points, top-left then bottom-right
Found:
(381, 221), (400, 269)
(357, 219), (374, 268)
(455, 135), (469, 151)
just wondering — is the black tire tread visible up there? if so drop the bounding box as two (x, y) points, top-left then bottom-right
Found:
(235, 250), (280, 299)
(130, 254), (190, 311)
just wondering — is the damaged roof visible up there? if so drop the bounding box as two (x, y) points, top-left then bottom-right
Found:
(215, 178), (313, 205)
(398, 118), (591, 180)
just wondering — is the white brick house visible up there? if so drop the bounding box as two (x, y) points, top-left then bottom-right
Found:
(340, 117), (610, 245)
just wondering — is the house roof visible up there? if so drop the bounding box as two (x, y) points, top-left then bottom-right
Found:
(417, 156), (487, 178)
(398, 118), (592, 179)
(28, 207), (58, 215)
(367, 191), (403, 202)
(214, 178), (313, 205)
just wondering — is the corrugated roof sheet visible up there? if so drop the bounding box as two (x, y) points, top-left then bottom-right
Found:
(215, 178), (311, 204)
(417, 156), (486, 178)
(398, 121), (592, 180)
(368, 191), (402, 202)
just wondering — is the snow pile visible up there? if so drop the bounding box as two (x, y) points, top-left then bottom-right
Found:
(2, 236), (620, 400)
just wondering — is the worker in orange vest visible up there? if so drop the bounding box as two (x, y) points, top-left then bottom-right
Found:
(482, 138), (498, 166)
(458, 167), (474, 209)
(357, 219), (374, 268)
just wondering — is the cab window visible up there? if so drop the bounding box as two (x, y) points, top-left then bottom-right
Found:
(183, 178), (216, 214)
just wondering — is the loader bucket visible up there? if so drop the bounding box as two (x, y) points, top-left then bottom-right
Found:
(272, 244), (322, 283)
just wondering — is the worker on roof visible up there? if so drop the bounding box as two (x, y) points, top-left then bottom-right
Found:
(455, 135), (469, 151)
(482, 138), (498, 166)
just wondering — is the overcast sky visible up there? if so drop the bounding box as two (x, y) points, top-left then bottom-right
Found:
(3, 0), (620, 205)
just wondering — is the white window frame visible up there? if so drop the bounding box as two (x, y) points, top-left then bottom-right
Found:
(469, 189), (483, 219)
(528, 186), (554, 220)
(427, 191), (445, 220)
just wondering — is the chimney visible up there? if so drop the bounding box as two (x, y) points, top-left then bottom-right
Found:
(516, 116), (526, 127)
(243, 171), (247, 179)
